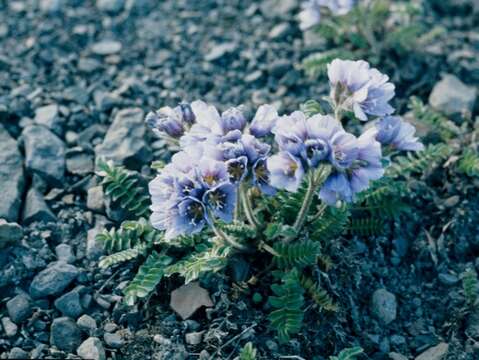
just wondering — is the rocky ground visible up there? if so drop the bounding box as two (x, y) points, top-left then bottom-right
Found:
(1, 0), (479, 359)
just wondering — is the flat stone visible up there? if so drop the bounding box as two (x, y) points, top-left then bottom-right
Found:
(87, 186), (105, 212)
(54, 288), (84, 319)
(39, 0), (64, 12)
(50, 317), (82, 353)
(23, 125), (66, 186)
(34, 104), (62, 136)
(8, 347), (29, 359)
(96, 0), (125, 12)
(77, 337), (106, 360)
(0, 220), (23, 249)
(77, 314), (97, 332)
(438, 273), (460, 286)
(170, 282), (213, 320)
(104, 332), (124, 348)
(371, 289), (397, 325)
(429, 74), (477, 117)
(29, 261), (79, 298)
(205, 43), (237, 62)
(22, 188), (56, 225)
(389, 353), (408, 360)
(55, 244), (76, 264)
(185, 331), (204, 345)
(1, 317), (18, 337)
(95, 108), (152, 170)
(0, 126), (25, 222)
(66, 149), (94, 175)
(415, 342), (449, 360)
(91, 40), (122, 56)
(6, 294), (32, 323)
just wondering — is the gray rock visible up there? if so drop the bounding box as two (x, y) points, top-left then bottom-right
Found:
(185, 331), (203, 345)
(95, 108), (152, 170)
(50, 317), (82, 353)
(371, 289), (397, 325)
(55, 244), (76, 264)
(86, 216), (109, 260)
(34, 104), (62, 136)
(77, 337), (106, 360)
(104, 332), (124, 348)
(205, 43), (237, 62)
(22, 188), (56, 225)
(23, 125), (66, 186)
(390, 335), (406, 346)
(8, 347), (29, 359)
(6, 294), (32, 324)
(54, 288), (84, 318)
(415, 342), (448, 360)
(0, 220), (23, 249)
(429, 74), (477, 117)
(91, 40), (122, 56)
(0, 126), (25, 222)
(39, 0), (64, 12)
(87, 186), (105, 212)
(78, 57), (102, 73)
(66, 149), (94, 175)
(77, 314), (97, 332)
(438, 273), (459, 286)
(1, 317), (18, 337)
(29, 262), (79, 298)
(389, 353), (408, 360)
(96, 0), (125, 12)
(261, 0), (297, 17)
(269, 23), (292, 40)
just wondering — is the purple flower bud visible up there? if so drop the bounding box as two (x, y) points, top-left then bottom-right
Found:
(250, 104), (279, 137)
(146, 107), (185, 138)
(178, 103), (196, 125)
(221, 107), (247, 133)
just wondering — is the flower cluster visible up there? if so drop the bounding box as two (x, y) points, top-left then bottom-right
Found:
(298, 0), (355, 30)
(147, 59), (423, 239)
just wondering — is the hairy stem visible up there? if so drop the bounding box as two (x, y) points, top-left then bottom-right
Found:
(240, 183), (260, 229)
(292, 172), (316, 233)
(207, 210), (249, 251)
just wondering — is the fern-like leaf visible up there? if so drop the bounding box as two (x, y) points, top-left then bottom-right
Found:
(237, 342), (257, 360)
(300, 275), (338, 312)
(310, 206), (350, 242)
(165, 244), (232, 284)
(301, 100), (325, 117)
(98, 243), (150, 269)
(218, 222), (257, 239)
(273, 240), (321, 269)
(268, 269), (304, 343)
(349, 218), (384, 237)
(123, 251), (173, 305)
(96, 218), (163, 253)
(97, 159), (151, 218)
(329, 346), (364, 360)
(458, 148), (479, 177)
(463, 268), (478, 308)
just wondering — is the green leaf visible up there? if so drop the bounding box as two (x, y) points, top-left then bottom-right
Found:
(329, 346), (364, 360)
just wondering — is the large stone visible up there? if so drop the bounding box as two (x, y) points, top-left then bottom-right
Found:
(77, 337), (106, 360)
(6, 294), (32, 324)
(1, 317), (18, 337)
(371, 289), (397, 325)
(22, 188), (56, 225)
(170, 282), (214, 320)
(50, 317), (82, 353)
(415, 342), (449, 360)
(91, 40), (122, 56)
(0, 220), (23, 249)
(95, 108), (152, 170)
(96, 0), (125, 12)
(23, 125), (66, 186)
(54, 287), (84, 319)
(429, 74), (477, 118)
(0, 126), (25, 222)
(29, 262), (79, 298)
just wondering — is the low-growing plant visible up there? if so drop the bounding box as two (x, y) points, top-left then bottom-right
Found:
(97, 58), (426, 343)
(300, 0), (444, 84)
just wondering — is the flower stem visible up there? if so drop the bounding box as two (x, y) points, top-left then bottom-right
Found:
(240, 183), (260, 229)
(292, 172), (316, 233)
(259, 241), (280, 257)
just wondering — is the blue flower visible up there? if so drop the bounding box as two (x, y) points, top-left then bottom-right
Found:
(328, 59), (395, 121)
(375, 116), (424, 152)
(249, 104), (279, 137)
(252, 157), (276, 195)
(272, 111), (309, 156)
(203, 182), (237, 223)
(319, 128), (384, 204)
(225, 156), (248, 184)
(267, 151), (305, 192)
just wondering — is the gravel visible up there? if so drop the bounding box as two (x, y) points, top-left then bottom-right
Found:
(6, 294), (32, 324)
(370, 289), (398, 325)
(0, 220), (23, 249)
(77, 337), (106, 360)
(50, 317), (83, 353)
